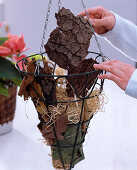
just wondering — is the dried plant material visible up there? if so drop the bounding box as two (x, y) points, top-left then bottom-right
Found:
(56, 86), (82, 124)
(37, 107), (68, 145)
(45, 7), (93, 69)
(55, 107), (68, 136)
(39, 64), (57, 106)
(55, 67), (66, 76)
(52, 159), (70, 170)
(55, 80), (106, 125)
(40, 76), (107, 146)
(66, 58), (101, 97)
(18, 61), (35, 100)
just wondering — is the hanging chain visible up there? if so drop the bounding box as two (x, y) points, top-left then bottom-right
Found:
(34, 0), (52, 75)
(80, 0), (104, 59)
(52, 0), (62, 75)
(40, 0), (52, 54)
(58, 0), (61, 11)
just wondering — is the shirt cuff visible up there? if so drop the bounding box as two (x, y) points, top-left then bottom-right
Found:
(125, 69), (137, 98)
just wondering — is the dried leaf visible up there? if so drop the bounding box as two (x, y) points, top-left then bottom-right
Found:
(55, 106), (68, 140)
(18, 61), (35, 100)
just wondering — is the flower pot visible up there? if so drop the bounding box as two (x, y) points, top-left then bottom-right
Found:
(0, 120), (13, 135)
(0, 85), (17, 135)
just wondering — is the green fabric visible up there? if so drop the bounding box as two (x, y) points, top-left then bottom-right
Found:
(52, 124), (85, 168)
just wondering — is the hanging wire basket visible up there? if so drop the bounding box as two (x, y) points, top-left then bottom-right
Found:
(15, 0), (109, 169)
(16, 50), (107, 170)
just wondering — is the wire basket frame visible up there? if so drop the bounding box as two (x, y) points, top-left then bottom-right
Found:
(16, 51), (106, 170)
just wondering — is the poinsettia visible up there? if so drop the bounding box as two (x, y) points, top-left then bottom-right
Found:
(0, 46), (11, 56)
(0, 22), (28, 96)
(2, 33), (29, 55)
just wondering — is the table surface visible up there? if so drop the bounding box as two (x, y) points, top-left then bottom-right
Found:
(0, 80), (137, 170)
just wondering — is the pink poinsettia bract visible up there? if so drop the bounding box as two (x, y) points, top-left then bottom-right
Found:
(2, 33), (28, 55)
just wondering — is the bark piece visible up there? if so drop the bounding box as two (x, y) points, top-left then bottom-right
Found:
(39, 62), (57, 106)
(38, 107), (68, 145)
(66, 58), (101, 97)
(44, 7), (93, 69)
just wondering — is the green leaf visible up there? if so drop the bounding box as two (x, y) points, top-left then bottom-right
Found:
(0, 37), (9, 45)
(0, 83), (9, 96)
(12, 79), (22, 86)
(0, 57), (22, 85)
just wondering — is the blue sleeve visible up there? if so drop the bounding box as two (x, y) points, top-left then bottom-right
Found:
(125, 70), (137, 99)
(100, 13), (137, 99)
(101, 12), (137, 62)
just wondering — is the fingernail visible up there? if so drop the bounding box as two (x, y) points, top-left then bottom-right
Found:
(91, 19), (95, 23)
(93, 64), (97, 66)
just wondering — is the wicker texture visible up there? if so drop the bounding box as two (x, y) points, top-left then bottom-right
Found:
(0, 86), (17, 124)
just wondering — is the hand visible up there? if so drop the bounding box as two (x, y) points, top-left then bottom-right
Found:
(78, 6), (116, 34)
(93, 60), (136, 90)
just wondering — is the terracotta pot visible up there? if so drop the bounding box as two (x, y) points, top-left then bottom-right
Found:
(0, 86), (17, 135)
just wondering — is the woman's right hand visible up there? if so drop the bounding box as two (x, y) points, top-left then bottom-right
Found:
(93, 60), (136, 91)
(78, 6), (116, 34)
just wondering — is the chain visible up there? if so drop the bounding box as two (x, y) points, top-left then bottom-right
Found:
(34, 0), (52, 75)
(80, 0), (104, 60)
(40, 0), (52, 54)
(58, 0), (61, 11)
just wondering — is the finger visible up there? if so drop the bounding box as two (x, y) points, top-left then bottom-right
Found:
(94, 63), (124, 78)
(111, 61), (135, 73)
(98, 74), (125, 90)
(98, 73), (120, 81)
(98, 60), (135, 73)
(94, 60), (120, 71)
(78, 10), (87, 17)
(78, 6), (103, 17)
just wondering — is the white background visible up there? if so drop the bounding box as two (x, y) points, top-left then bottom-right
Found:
(0, 0), (137, 170)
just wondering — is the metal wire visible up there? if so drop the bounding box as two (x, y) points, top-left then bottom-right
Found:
(58, 0), (61, 11)
(80, 0), (105, 61)
(40, 0), (52, 54)
(36, 0), (52, 75)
